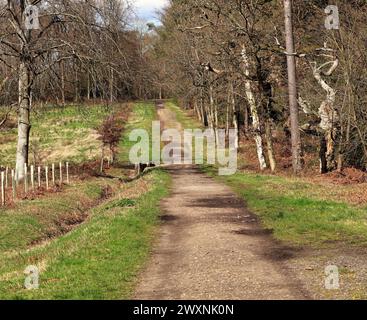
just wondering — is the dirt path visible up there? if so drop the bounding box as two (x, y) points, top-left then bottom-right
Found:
(134, 107), (309, 300)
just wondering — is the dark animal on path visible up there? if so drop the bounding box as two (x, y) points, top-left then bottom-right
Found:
(135, 162), (156, 175)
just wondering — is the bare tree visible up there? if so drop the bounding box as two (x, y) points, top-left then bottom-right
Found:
(283, 0), (303, 174)
(0, 0), (140, 179)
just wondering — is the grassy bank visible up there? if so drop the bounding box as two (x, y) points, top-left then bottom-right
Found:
(0, 104), (114, 166)
(0, 170), (170, 299)
(0, 178), (120, 254)
(204, 167), (367, 248)
(0, 101), (171, 299)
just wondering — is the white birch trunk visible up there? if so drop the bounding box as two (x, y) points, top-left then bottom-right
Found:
(241, 46), (267, 170)
(229, 82), (239, 149)
(312, 59), (339, 172)
(15, 60), (31, 181)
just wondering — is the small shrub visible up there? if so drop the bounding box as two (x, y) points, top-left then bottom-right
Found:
(97, 115), (125, 164)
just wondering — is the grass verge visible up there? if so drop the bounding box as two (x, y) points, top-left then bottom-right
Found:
(0, 104), (115, 166)
(167, 99), (367, 249)
(0, 178), (119, 254)
(118, 101), (157, 164)
(0, 170), (170, 299)
(165, 101), (202, 129)
(204, 166), (367, 248)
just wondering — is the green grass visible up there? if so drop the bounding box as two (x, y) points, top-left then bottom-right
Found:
(165, 101), (202, 129)
(118, 102), (157, 164)
(0, 179), (120, 254)
(167, 103), (367, 247)
(167, 100), (367, 249)
(0, 170), (170, 299)
(0, 101), (171, 299)
(0, 104), (114, 166)
(203, 166), (367, 247)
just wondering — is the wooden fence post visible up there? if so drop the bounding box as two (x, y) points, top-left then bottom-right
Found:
(38, 166), (41, 188)
(66, 162), (69, 184)
(24, 164), (28, 194)
(59, 162), (63, 184)
(31, 165), (35, 190)
(52, 163), (55, 186)
(45, 166), (49, 190)
(1, 171), (4, 206)
(5, 167), (8, 188)
(11, 169), (15, 200)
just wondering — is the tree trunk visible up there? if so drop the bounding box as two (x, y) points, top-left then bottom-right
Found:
(337, 151), (343, 173)
(229, 82), (239, 149)
(92, 67), (97, 100)
(319, 136), (328, 174)
(214, 102), (219, 143)
(74, 62), (79, 102)
(204, 102), (211, 128)
(200, 88), (206, 125)
(15, 60), (31, 181)
(208, 85), (215, 129)
(319, 101), (339, 173)
(109, 67), (114, 103)
(209, 84), (219, 143)
(265, 121), (276, 172)
(226, 98), (230, 137)
(243, 106), (249, 137)
(87, 69), (91, 100)
(194, 98), (202, 122)
(241, 45), (267, 170)
(284, 0), (303, 174)
(313, 58), (340, 173)
(60, 60), (65, 106)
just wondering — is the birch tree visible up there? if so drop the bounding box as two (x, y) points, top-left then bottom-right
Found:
(0, 0), (135, 180)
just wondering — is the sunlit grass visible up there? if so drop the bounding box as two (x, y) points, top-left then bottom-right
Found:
(0, 170), (170, 300)
(203, 166), (367, 247)
(0, 102), (172, 299)
(118, 102), (157, 164)
(0, 104), (113, 166)
(165, 101), (202, 129)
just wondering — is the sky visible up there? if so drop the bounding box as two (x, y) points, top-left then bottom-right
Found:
(134, 0), (169, 24)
